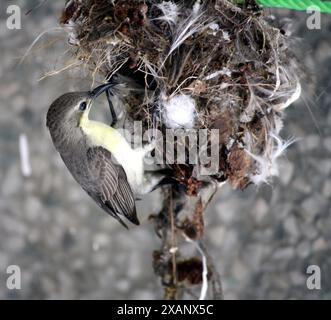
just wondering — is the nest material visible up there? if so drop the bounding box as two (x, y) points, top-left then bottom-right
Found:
(60, 0), (300, 191)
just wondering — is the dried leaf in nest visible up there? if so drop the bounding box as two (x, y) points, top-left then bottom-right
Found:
(175, 257), (211, 286)
(154, 251), (211, 286)
(227, 144), (252, 189)
(210, 110), (236, 146)
(247, 112), (267, 153)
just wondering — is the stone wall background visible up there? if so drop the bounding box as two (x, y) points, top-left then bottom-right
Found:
(0, 1), (330, 299)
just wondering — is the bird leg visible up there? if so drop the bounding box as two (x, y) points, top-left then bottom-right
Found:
(140, 172), (167, 194)
(138, 170), (176, 195)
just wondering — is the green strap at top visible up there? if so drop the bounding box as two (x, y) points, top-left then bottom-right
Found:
(256, 0), (331, 12)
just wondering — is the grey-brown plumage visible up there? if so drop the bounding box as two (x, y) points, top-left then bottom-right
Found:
(46, 86), (139, 228)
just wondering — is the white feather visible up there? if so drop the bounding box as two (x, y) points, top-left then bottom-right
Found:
(277, 81), (302, 111)
(162, 3), (211, 65)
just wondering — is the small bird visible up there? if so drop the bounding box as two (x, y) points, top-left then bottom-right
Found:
(46, 83), (156, 228)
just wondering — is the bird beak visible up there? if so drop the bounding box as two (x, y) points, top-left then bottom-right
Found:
(89, 83), (114, 100)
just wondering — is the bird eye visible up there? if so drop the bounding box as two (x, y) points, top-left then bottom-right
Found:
(79, 101), (87, 111)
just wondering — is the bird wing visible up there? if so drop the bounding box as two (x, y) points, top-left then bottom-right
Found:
(85, 146), (139, 228)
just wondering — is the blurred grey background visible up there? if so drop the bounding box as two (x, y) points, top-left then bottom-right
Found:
(0, 1), (330, 299)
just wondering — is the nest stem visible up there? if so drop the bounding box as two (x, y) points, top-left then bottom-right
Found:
(163, 187), (180, 300)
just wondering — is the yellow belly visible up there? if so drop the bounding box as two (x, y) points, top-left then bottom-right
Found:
(80, 117), (125, 152)
(79, 116), (144, 192)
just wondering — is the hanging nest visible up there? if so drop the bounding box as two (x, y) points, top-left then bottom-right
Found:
(59, 0), (301, 298)
(60, 0), (300, 191)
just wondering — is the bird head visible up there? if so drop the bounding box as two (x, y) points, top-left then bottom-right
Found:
(46, 83), (114, 147)
(47, 83), (114, 127)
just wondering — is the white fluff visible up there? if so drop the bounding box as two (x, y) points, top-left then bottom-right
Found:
(208, 22), (219, 36)
(209, 23), (219, 31)
(245, 132), (296, 185)
(222, 30), (230, 41)
(161, 94), (196, 129)
(155, 1), (179, 25)
(193, 0), (201, 16)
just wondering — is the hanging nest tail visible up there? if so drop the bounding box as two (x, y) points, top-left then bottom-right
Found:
(60, 0), (301, 213)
